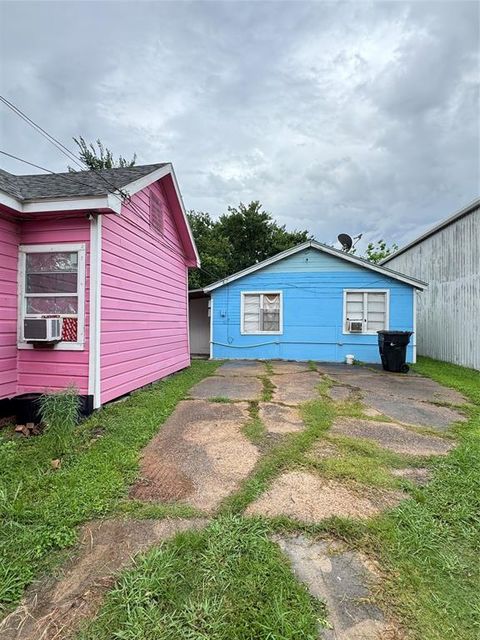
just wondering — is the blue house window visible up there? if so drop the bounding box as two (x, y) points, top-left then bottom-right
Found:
(343, 289), (389, 334)
(241, 292), (282, 335)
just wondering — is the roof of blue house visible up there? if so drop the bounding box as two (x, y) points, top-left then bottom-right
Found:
(204, 240), (427, 292)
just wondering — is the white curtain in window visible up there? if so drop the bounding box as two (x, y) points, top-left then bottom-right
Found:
(262, 294), (280, 331)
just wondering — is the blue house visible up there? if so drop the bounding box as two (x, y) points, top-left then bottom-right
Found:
(203, 241), (427, 363)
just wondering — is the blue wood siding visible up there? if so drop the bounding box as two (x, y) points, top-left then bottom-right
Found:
(211, 249), (415, 362)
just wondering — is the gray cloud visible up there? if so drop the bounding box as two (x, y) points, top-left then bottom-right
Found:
(0, 0), (478, 251)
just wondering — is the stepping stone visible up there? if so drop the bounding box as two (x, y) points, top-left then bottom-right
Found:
(331, 417), (454, 456)
(131, 400), (259, 512)
(190, 375), (262, 400)
(362, 392), (465, 431)
(327, 385), (353, 402)
(392, 467), (432, 486)
(272, 372), (321, 404)
(245, 471), (405, 523)
(270, 361), (312, 374)
(215, 360), (266, 377)
(274, 535), (397, 640)
(259, 403), (304, 434)
(0, 518), (207, 640)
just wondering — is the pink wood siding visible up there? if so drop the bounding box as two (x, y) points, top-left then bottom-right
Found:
(0, 216), (20, 399)
(100, 179), (190, 403)
(16, 216), (90, 395)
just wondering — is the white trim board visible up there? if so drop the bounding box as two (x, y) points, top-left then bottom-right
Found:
(204, 241), (427, 292)
(88, 215), (102, 408)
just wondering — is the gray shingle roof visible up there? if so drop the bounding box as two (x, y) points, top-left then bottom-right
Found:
(0, 164), (167, 201)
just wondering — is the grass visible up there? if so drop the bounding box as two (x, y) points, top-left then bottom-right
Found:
(0, 360), (219, 611)
(260, 375), (275, 401)
(364, 358), (480, 640)
(242, 402), (266, 445)
(77, 516), (326, 640)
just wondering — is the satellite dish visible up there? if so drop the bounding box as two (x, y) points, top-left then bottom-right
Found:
(338, 233), (353, 251)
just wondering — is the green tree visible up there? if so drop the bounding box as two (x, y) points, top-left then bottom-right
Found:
(187, 211), (231, 289)
(70, 136), (136, 171)
(188, 201), (312, 288)
(363, 239), (398, 263)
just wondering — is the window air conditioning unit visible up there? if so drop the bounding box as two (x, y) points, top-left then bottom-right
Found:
(348, 320), (363, 333)
(24, 317), (63, 343)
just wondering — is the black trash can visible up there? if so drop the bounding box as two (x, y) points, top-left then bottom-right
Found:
(377, 331), (413, 373)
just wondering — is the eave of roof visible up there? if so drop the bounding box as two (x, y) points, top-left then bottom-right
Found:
(204, 240), (427, 292)
(0, 163), (200, 267)
(381, 197), (480, 264)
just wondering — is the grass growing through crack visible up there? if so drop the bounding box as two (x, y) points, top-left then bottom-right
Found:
(0, 360), (220, 612)
(77, 516), (326, 640)
(219, 397), (335, 514)
(242, 402), (266, 445)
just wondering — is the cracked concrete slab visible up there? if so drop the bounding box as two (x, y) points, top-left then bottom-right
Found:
(272, 372), (321, 404)
(189, 375), (262, 400)
(270, 361), (313, 374)
(130, 400), (259, 511)
(331, 417), (454, 457)
(245, 471), (405, 523)
(259, 402), (305, 434)
(0, 518), (207, 640)
(215, 360), (266, 377)
(274, 535), (399, 640)
(328, 385), (354, 402)
(317, 363), (466, 406)
(362, 392), (465, 431)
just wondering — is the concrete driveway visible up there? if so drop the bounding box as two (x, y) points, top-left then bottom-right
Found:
(131, 360), (465, 513)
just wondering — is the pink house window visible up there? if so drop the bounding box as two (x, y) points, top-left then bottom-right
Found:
(18, 243), (86, 350)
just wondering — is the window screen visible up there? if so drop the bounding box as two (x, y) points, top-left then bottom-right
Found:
(345, 291), (387, 333)
(242, 293), (281, 333)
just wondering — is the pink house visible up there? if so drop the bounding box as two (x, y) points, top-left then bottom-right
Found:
(0, 163), (199, 418)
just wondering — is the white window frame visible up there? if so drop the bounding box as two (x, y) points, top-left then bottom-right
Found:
(343, 289), (390, 335)
(240, 291), (283, 335)
(17, 243), (86, 351)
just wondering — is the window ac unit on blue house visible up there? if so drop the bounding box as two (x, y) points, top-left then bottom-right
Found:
(348, 320), (363, 333)
(24, 317), (63, 343)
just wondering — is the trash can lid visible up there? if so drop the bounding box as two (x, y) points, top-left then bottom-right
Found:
(377, 330), (413, 335)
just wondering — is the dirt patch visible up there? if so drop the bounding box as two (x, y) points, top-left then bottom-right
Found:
(245, 471), (405, 523)
(0, 518), (207, 640)
(130, 400), (259, 512)
(130, 463), (194, 502)
(274, 535), (401, 640)
(272, 372), (321, 405)
(270, 361), (312, 375)
(189, 375), (262, 400)
(258, 402), (305, 434)
(391, 467), (432, 486)
(306, 440), (341, 461)
(215, 360), (266, 377)
(331, 417), (454, 457)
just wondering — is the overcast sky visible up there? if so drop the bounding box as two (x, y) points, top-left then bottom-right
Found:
(0, 1), (478, 250)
